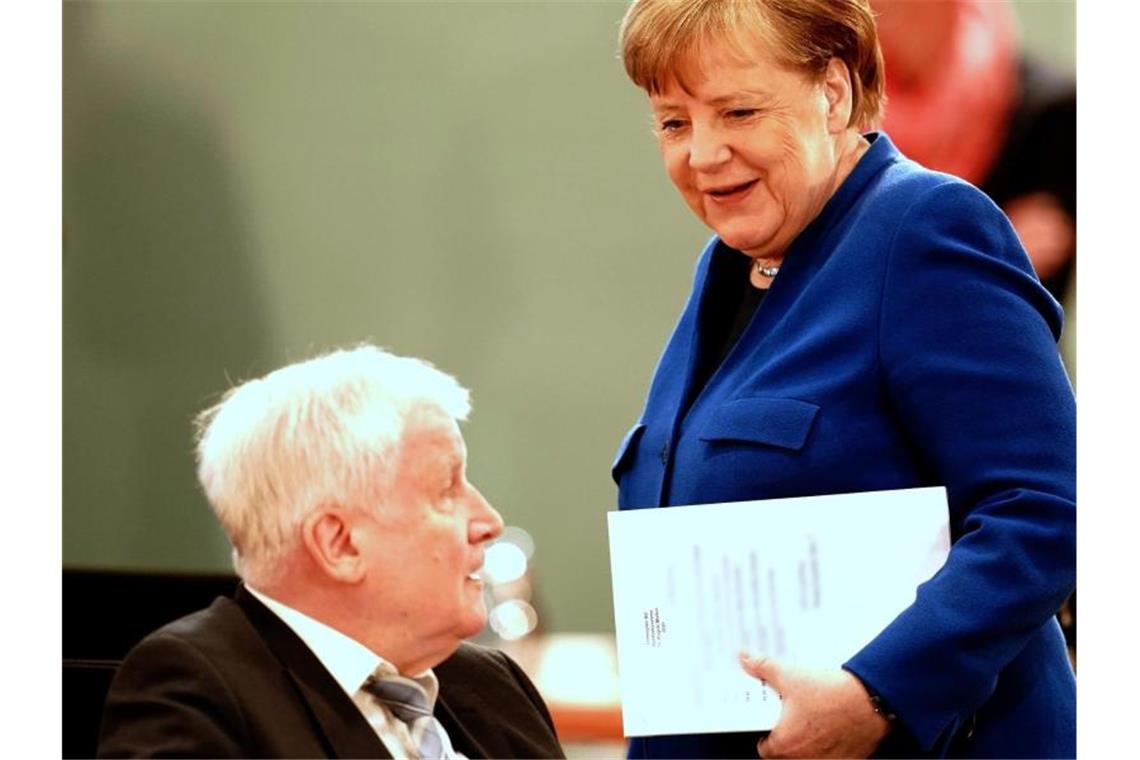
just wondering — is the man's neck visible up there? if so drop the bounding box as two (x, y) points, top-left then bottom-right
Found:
(250, 581), (455, 676)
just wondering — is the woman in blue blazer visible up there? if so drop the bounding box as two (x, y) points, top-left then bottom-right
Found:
(611, 1), (1075, 758)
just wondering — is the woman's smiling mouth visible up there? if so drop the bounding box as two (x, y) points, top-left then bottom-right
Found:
(705, 179), (759, 203)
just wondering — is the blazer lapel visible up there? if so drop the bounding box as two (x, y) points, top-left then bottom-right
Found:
(286, 672), (394, 759)
(234, 585), (392, 759)
(434, 693), (488, 759)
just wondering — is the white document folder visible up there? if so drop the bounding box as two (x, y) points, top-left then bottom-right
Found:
(607, 486), (950, 737)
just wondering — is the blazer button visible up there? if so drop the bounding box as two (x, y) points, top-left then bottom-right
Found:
(660, 442), (669, 465)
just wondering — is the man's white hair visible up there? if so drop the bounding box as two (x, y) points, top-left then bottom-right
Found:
(193, 344), (471, 585)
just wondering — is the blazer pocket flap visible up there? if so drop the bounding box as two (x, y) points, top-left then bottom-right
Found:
(699, 397), (820, 451)
(611, 423), (647, 483)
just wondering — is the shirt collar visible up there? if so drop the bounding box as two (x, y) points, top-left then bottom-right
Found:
(245, 585), (436, 700)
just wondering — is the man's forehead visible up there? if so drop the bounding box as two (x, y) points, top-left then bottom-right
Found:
(399, 406), (465, 461)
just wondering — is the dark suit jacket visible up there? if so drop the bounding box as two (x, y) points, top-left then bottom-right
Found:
(613, 133), (1075, 758)
(97, 585), (565, 758)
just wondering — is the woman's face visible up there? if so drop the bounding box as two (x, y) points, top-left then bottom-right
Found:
(650, 38), (852, 261)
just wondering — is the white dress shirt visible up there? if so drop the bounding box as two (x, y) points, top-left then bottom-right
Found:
(245, 586), (464, 759)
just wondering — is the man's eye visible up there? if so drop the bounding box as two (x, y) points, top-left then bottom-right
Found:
(659, 119), (686, 132)
(726, 108), (757, 120)
(446, 472), (464, 495)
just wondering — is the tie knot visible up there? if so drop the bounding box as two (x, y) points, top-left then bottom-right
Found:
(362, 673), (446, 759)
(363, 674), (432, 723)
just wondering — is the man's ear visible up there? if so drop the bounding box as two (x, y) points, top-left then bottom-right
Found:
(300, 507), (367, 583)
(822, 57), (854, 132)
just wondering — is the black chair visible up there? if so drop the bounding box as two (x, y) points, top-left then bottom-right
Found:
(63, 659), (120, 759)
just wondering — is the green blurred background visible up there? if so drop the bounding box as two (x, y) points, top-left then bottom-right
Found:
(63, 0), (1074, 634)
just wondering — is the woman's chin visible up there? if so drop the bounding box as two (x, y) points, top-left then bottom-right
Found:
(717, 230), (777, 257)
(707, 214), (780, 255)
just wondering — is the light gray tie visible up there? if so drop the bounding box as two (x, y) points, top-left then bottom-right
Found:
(364, 674), (446, 760)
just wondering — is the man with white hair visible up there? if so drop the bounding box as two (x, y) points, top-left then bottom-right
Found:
(97, 345), (565, 759)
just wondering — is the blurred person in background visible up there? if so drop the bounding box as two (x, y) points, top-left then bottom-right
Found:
(874, 0), (1076, 303)
(98, 345), (565, 759)
(874, 0), (1078, 654)
(612, 0), (1075, 757)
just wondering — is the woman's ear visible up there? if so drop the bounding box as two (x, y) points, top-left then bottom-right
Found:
(301, 506), (367, 583)
(823, 57), (854, 132)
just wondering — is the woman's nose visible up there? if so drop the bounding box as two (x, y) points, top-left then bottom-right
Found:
(688, 124), (731, 171)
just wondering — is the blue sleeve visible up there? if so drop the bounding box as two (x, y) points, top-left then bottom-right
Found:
(842, 181), (1076, 751)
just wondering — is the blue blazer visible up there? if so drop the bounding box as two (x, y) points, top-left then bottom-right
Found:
(613, 134), (1075, 759)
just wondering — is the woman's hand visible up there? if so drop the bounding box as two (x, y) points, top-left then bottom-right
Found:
(740, 652), (892, 759)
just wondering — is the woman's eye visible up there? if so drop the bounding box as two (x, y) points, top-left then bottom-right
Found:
(726, 108), (757, 120)
(659, 119), (686, 132)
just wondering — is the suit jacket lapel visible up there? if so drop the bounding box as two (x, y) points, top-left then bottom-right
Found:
(234, 585), (392, 759)
(434, 693), (488, 759)
(286, 672), (394, 759)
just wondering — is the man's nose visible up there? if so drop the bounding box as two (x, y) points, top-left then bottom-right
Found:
(468, 486), (504, 543)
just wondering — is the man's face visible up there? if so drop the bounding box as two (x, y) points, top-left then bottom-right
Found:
(359, 405), (503, 663)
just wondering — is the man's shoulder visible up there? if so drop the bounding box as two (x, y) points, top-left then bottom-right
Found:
(118, 593), (285, 687)
(99, 593), (340, 758)
(435, 642), (541, 704)
(137, 595), (256, 656)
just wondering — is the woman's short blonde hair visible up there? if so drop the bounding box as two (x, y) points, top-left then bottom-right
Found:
(194, 344), (471, 585)
(619, 0), (885, 129)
